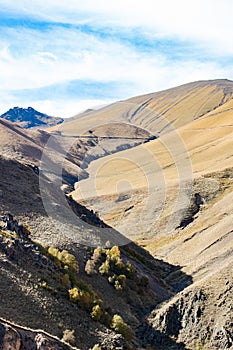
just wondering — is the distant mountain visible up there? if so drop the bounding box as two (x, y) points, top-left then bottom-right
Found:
(0, 106), (64, 129)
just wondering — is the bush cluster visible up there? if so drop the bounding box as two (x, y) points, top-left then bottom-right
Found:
(108, 274), (126, 290)
(47, 246), (79, 287)
(41, 245), (135, 343)
(85, 259), (97, 275)
(85, 246), (137, 291)
(48, 247), (79, 273)
(110, 314), (134, 341)
(68, 282), (101, 311)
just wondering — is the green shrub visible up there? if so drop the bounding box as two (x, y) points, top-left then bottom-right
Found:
(47, 246), (79, 286)
(39, 280), (57, 295)
(48, 247), (79, 273)
(99, 260), (110, 275)
(91, 304), (102, 321)
(58, 250), (79, 273)
(125, 261), (137, 279)
(114, 280), (122, 291)
(68, 287), (79, 302)
(106, 246), (121, 259)
(116, 274), (126, 290)
(69, 287), (92, 309)
(96, 246), (140, 290)
(48, 246), (59, 258)
(108, 275), (116, 284)
(48, 246), (61, 266)
(110, 314), (134, 341)
(69, 283), (102, 311)
(110, 256), (125, 275)
(108, 274), (126, 290)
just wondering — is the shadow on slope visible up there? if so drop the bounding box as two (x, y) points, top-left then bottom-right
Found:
(137, 321), (188, 350)
(0, 155), (194, 349)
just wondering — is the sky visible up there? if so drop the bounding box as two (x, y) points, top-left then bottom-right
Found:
(0, 0), (233, 118)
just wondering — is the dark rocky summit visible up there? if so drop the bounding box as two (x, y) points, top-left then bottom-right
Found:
(0, 106), (63, 129)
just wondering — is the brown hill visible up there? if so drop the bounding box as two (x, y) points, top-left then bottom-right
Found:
(46, 80), (233, 189)
(68, 79), (233, 349)
(0, 120), (188, 349)
(0, 118), (88, 184)
(71, 79), (233, 239)
(55, 79), (233, 136)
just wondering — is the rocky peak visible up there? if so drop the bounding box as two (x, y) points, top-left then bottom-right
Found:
(0, 106), (63, 129)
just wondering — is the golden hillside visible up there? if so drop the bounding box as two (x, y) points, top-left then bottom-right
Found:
(68, 80), (233, 349)
(70, 79), (233, 239)
(53, 79), (233, 137)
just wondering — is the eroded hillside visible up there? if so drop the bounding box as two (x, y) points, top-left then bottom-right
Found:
(67, 79), (233, 349)
(0, 127), (191, 349)
(1, 79), (233, 349)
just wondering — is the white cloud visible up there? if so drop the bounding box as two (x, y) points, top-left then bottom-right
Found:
(0, 95), (114, 118)
(0, 53), (229, 118)
(0, 25), (230, 93)
(0, 0), (232, 117)
(36, 52), (58, 64)
(1, 0), (233, 55)
(0, 45), (14, 62)
(31, 99), (115, 118)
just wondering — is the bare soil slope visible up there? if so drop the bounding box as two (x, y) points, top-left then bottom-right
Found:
(69, 80), (233, 349)
(0, 123), (189, 349)
(54, 79), (233, 136)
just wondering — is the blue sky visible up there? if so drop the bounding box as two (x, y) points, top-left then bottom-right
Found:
(0, 0), (233, 117)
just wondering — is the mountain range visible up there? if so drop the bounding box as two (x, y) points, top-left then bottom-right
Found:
(0, 79), (232, 350)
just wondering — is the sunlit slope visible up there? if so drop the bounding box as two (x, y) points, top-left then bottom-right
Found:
(61, 80), (233, 350)
(126, 79), (233, 133)
(71, 92), (233, 239)
(49, 79), (233, 183)
(52, 79), (233, 137)
(72, 98), (233, 196)
(151, 181), (233, 279)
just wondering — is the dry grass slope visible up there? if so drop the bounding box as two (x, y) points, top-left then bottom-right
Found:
(68, 79), (233, 349)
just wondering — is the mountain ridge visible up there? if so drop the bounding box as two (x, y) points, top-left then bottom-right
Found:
(0, 106), (64, 129)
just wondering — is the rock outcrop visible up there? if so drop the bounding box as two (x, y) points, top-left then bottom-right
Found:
(0, 319), (75, 350)
(147, 279), (233, 350)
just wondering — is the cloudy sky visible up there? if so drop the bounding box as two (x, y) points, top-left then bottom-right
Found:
(0, 0), (233, 117)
